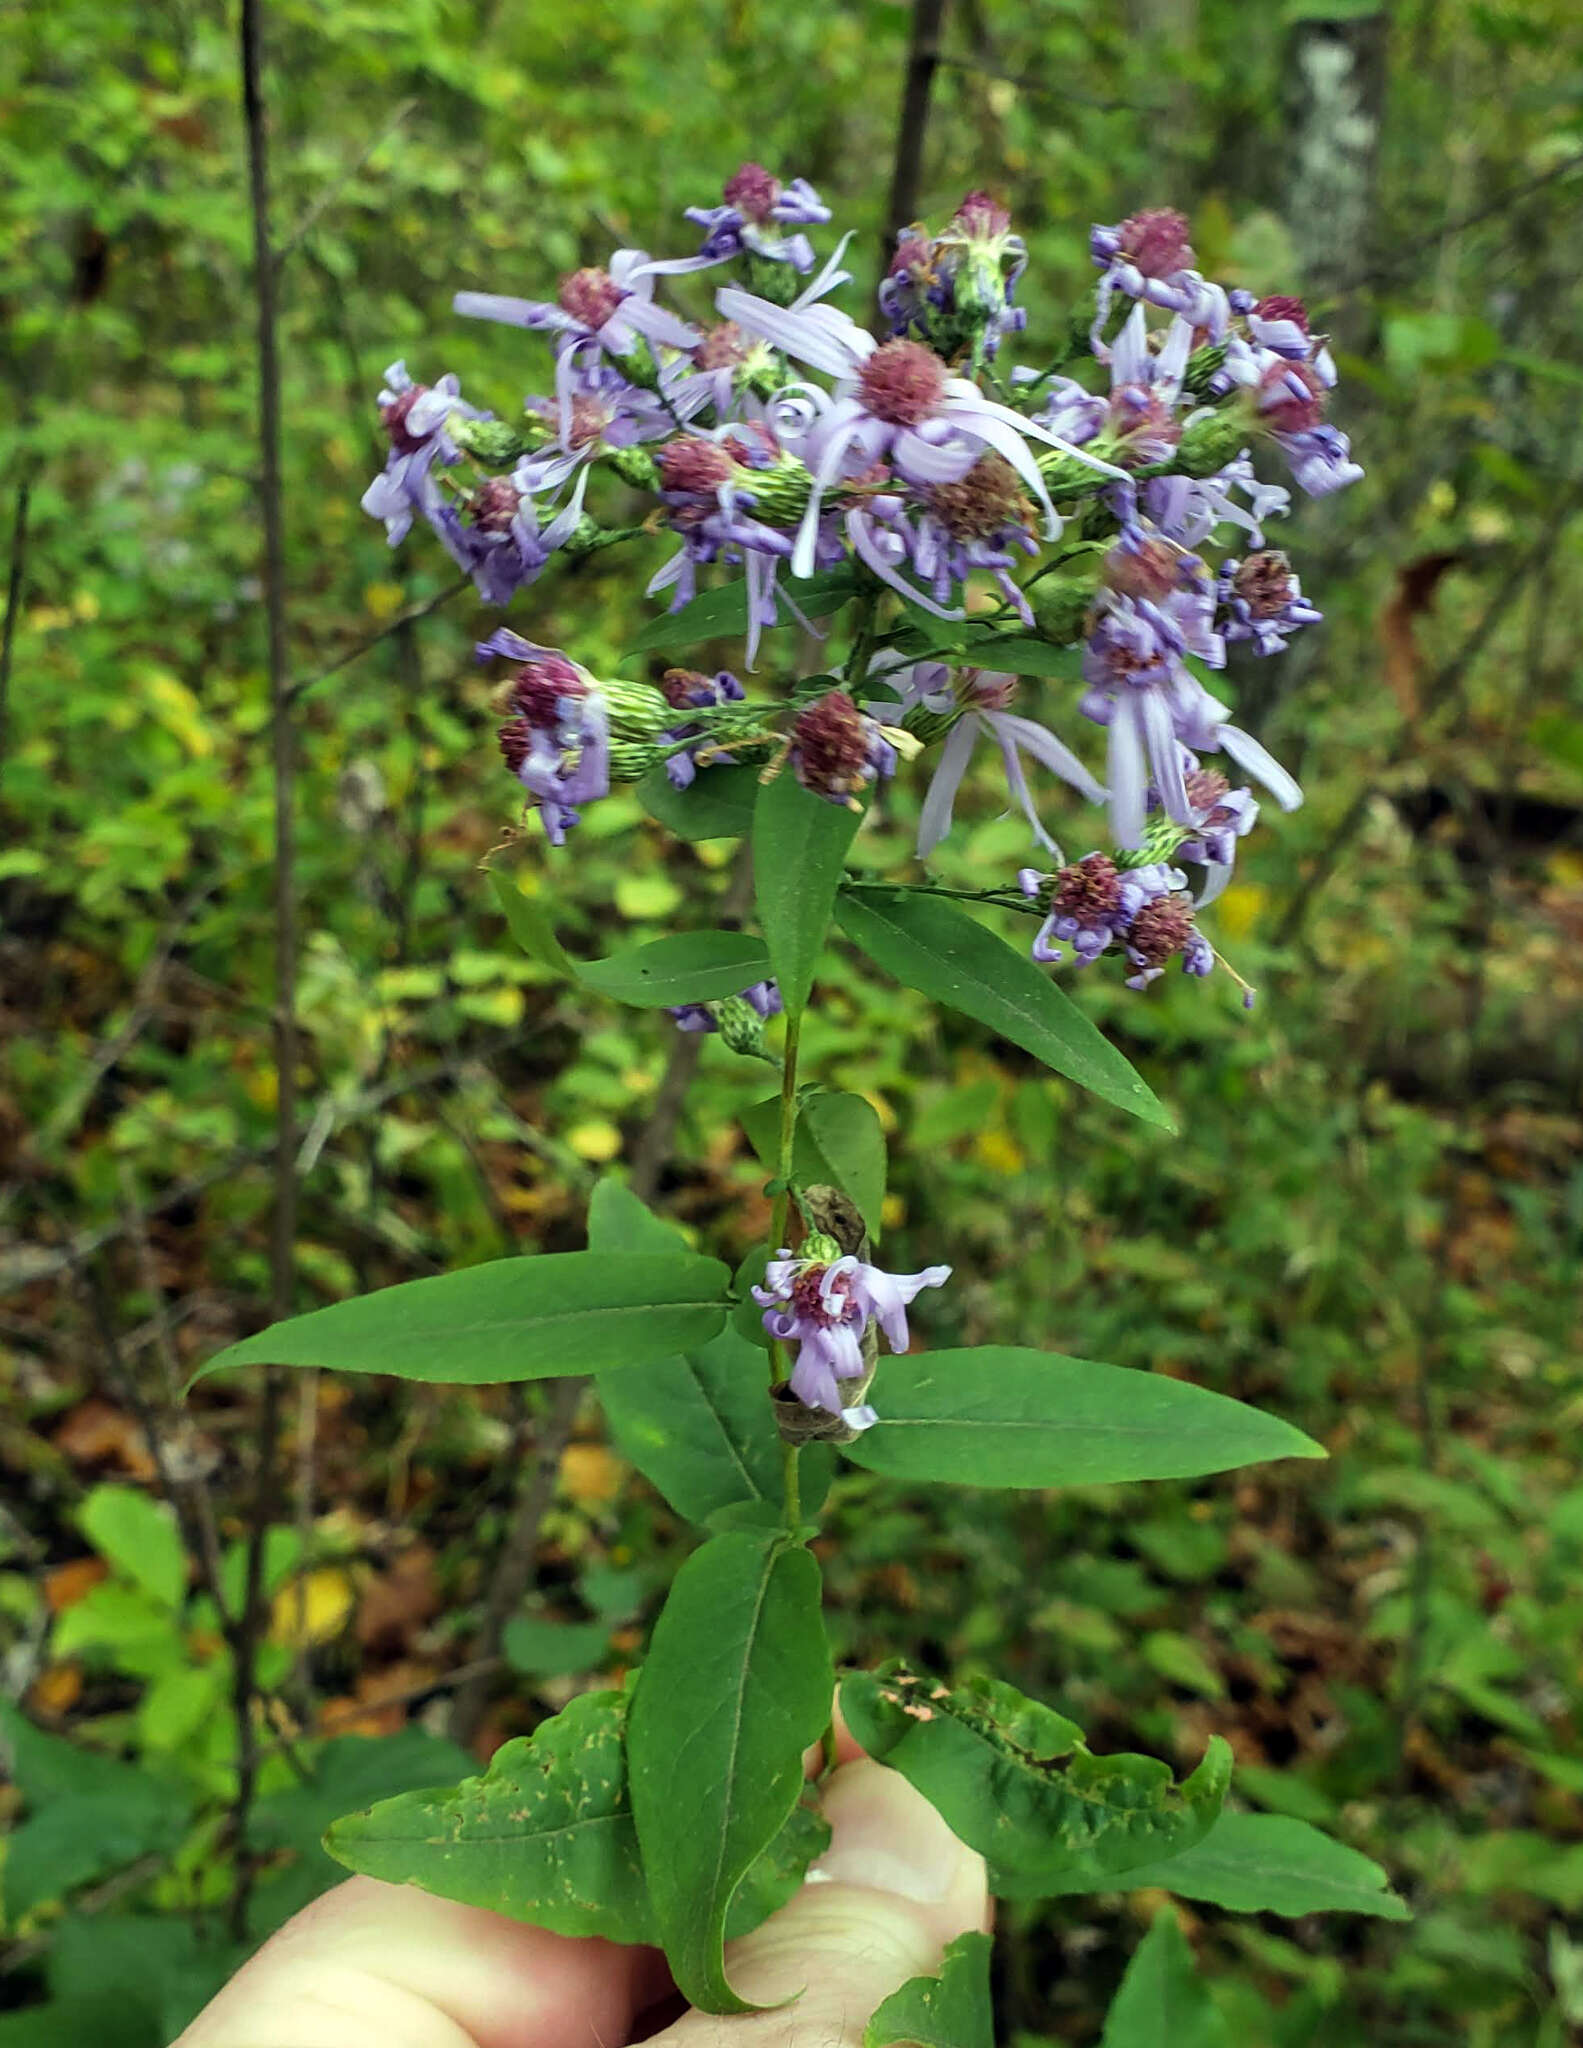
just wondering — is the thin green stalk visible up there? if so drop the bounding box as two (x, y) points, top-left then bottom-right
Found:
(766, 1009), (805, 1529)
(781, 1441), (802, 1531)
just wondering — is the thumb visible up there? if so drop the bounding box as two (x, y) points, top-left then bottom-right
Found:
(655, 1759), (988, 2047)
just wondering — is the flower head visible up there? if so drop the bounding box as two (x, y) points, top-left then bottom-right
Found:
(1089, 210), (1228, 354)
(1217, 550), (1321, 655)
(879, 190), (1029, 362)
(1019, 854), (1213, 988)
(685, 164), (831, 292)
(753, 1239), (950, 1419)
(788, 691), (900, 808)
(360, 361), (484, 546)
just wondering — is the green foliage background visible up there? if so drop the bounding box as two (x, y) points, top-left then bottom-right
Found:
(2, 0), (1583, 2040)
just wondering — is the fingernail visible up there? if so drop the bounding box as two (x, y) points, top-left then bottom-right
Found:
(813, 1759), (968, 1904)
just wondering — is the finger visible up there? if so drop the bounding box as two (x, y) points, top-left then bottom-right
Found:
(173, 1875), (666, 2048)
(653, 1759), (988, 2048)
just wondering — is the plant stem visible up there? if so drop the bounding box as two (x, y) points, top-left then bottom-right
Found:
(768, 1009), (802, 1259)
(231, 0), (293, 1943)
(0, 475), (31, 800)
(782, 1442), (802, 1531)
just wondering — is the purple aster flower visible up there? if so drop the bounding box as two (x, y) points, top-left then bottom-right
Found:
(1217, 550), (1321, 655)
(1275, 423), (1365, 498)
(454, 248), (705, 446)
(645, 428), (823, 668)
(712, 291), (1122, 575)
(1035, 376), (1109, 448)
(753, 1243), (950, 1419)
(668, 980), (782, 1033)
(787, 691), (901, 808)
(1089, 210), (1229, 355)
(1142, 455), (1290, 551)
(1020, 853), (1179, 964)
(1018, 855), (1214, 989)
(685, 163), (831, 278)
(433, 467), (583, 606)
(1081, 533), (1228, 844)
(879, 453), (1043, 623)
(1094, 305), (1196, 470)
(1173, 760), (1259, 905)
(875, 659), (1104, 857)
(360, 361), (484, 545)
(517, 360), (701, 524)
(659, 665), (747, 788)
(879, 191), (1029, 362)
(483, 629), (613, 846)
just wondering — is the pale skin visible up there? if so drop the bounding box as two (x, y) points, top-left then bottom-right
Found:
(175, 1754), (988, 2048)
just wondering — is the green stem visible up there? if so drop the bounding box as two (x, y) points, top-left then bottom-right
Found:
(845, 586), (882, 690)
(781, 1440), (802, 1530)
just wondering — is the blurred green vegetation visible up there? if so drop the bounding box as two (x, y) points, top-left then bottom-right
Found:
(2, 0), (1583, 2041)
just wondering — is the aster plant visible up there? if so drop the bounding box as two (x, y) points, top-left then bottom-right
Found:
(204, 172), (1403, 2028)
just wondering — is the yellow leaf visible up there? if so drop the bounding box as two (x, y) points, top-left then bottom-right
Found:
(145, 672), (214, 759)
(270, 1568), (357, 1649)
(558, 1443), (626, 1509)
(974, 1128), (1025, 1175)
(363, 582), (407, 621)
(1213, 882), (1266, 940)
(568, 1119), (622, 1163)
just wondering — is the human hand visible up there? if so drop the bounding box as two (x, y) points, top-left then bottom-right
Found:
(173, 1756), (987, 2048)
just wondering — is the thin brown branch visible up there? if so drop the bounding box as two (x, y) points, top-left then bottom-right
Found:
(274, 97), (418, 267)
(282, 575), (470, 713)
(232, 0), (294, 1941)
(0, 474), (31, 797)
(879, 0), (950, 293)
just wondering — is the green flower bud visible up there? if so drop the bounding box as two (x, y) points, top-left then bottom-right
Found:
(1115, 813), (1194, 869)
(743, 456), (815, 525)
(602, 678), (674, 741)
(1182, 342), (1228, 402)
(800, 1230), (844, 1266)
(607, 445), (660, 491)
(1171, 406), (1250, 479)
(448, 415), (546, 467)
(1032, 577), (1097, 646)
(714, 995), (777, 1062)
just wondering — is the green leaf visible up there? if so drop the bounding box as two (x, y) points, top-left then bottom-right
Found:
(502, 1616), (613, 1676)
(490, 870), (575, 976)
(249, 1728), (473, 1915)
(629, 1530), (833, 2011)
(637, 763), (762, 841)
(839, 1665), (1231, 1899)
(326, 1690), (828, 1947)
(589, 1180), (787, 1525)
(602, 1327), (786, 1525)
(0, 1703), (194, 1919)
(740, 1089), (887, 1238)
(579, 931), (772, 1008)
(79, 1484), (186, 1610)
(835, 888), (1173, 1130)
(865, 1930), (995, 2048)
(1100, 1909), (1228, 2048)
(1108, 1811), (1411, 1919)
(627, 567), (857, 655)
(492, 875), (770, 1007)
(325, 1691), (651, 1939)
(960, 631), (1085, 680)
(842, 1349), (1324, 1487)
(754, 773), (863, 1016)
(190, 1251), (732, 1385)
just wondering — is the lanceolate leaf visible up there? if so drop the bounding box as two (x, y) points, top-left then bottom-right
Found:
(1099, 1811), (1411, 1920)
(602, 1327), (786, 1525)
(492, 871), (769, 1008)
(1100, 1909), (1228, 2048)
(864, 1931), (995, 2048)
(835, 887), (1173, 1130)
(589, 1182), (786, 1524)
(579, 931), (772, 1007)
(191, 1251), (731, 1385)
(324, 1690), (829, 1945)
(740, 1089), (887, 1238)
(629, 1530), (833, 2012)
(637, 763), (761, 842)
(627, 567), (857, 655)
(842, 1349), (1324, 1487)
(754, 773), (863, 1016)
(960, 630), (1085, 680)
(840, 1665), (1231, 1899)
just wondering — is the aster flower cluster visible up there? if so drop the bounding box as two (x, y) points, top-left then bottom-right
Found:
(362, 173), (1359, 1013)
